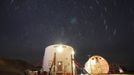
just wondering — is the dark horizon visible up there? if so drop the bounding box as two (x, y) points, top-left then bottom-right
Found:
(0, 0), (134, 71)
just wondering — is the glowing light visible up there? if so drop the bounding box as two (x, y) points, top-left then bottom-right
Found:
(119, 67), (124, 73)
(58, 62), (61, 65)
(73, 62), (75, 68)
(72, 50), (75, 55)
(56, 45), (64, 53)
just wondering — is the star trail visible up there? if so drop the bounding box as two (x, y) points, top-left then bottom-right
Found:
(0, 0), (134, 70)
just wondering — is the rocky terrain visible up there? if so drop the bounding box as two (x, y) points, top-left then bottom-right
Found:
(0, 57), (34, 75)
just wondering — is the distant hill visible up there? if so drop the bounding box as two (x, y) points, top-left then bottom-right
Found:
(0, 57), (34, 75)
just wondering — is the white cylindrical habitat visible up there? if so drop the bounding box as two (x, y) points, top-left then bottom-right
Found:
(42, 44), (75, 75)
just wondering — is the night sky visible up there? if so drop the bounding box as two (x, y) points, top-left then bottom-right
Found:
(0, 0), (134, 70)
